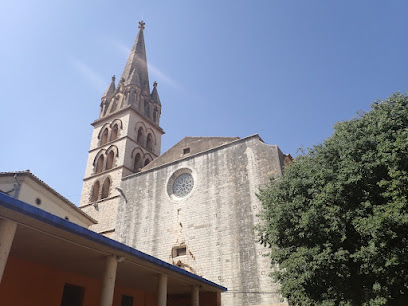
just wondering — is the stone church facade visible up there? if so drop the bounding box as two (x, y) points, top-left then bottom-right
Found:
(80, 21), (289, 306)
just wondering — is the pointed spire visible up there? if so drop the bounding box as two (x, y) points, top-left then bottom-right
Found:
(120, 21), (150, 92)
(102, 75), (116, 98)
(150, 81), (161, 105)
(125, 68), (140, 87)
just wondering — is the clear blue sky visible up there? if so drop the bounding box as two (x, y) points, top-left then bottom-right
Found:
(1, 1), (407, 205)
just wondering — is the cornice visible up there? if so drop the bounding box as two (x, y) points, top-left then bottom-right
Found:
(79, 195), (120, 209)
(83, 166), (126, 182)
(92, 105), (165, 135)
(88, 135), (158, 157)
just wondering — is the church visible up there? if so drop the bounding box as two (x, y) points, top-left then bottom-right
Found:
(79, 21), (290, 306)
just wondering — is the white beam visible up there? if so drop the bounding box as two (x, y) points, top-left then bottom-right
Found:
(157, 273), (168, 306)
(192, 285), (200, 306)
(99, 255), (118, 306)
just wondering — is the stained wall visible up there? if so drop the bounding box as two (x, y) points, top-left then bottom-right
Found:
(116, 135), (287, 306)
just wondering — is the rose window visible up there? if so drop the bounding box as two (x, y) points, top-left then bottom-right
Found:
(172, 173), (194, 198)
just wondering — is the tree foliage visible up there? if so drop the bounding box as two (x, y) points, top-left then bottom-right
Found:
(258, 93), (408, 305)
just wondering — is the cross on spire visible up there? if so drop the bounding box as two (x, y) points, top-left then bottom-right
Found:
(139, 20), (145, 30)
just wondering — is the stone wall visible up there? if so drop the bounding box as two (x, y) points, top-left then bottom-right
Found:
(115, 135), (287, 306)
(79, 108), (163, 236)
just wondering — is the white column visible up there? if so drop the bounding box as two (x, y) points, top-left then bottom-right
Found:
(157, 273), (168, 306)
(99, 255), (118, 306)
(0, 219), (17, 283)
(192, 285), (200, 306)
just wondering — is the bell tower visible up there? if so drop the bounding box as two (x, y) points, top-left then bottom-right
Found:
(79, 21), (164, 237)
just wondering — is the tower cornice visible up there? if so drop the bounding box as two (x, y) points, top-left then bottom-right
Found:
(81, 165), (137, 183)
(88, 135), (159, 158)
(92, 105), (165, 135)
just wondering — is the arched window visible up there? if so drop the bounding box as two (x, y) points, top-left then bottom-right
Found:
(106, 151), (115, 170)
(90, 181), (100, 202)
(146, 133), (153, 151)
(133, 153), (142, 172)
(144, 159), (151, 166)
(101, 128), (109, 145)
(144, 100), (150, 118)
(96, 155), (104, 173)
(101, 177), (111, 199)
(110, 124), (118, 141)
(137, 127), (144, 145)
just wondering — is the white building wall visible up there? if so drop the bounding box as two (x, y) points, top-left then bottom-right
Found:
(0, 175), (94, 228)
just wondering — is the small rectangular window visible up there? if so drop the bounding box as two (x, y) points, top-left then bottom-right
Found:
(183, 147), (190, 154)
(121, 295), (133, 306)
(176, 247), (187, 257)
(60, 283), (84, 306)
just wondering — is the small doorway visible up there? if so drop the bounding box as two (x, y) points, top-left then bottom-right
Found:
(60, 283), (85, 306)
(121, 295), (134, 306)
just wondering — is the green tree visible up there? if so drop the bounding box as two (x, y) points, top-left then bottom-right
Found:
(258, 93), (408, 305)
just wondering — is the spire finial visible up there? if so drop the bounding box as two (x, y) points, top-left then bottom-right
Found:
(153, 81), (158, 88)
(112, 75), (116, 82)
(138, 20), (145, 30)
